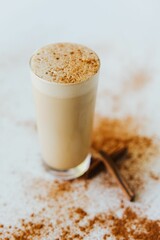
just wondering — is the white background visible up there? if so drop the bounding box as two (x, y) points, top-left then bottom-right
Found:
(0, 0), (160, 238)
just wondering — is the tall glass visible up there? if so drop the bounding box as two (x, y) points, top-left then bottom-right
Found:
(30, 48), (100, 180)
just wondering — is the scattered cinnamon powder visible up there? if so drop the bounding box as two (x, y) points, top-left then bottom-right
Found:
(109, 207), (160, 240)
(48, 180), (73, 200)
(50, 207), (160, 239)
(69, 207), (88, 224)
(0, 217), (53, 240)
(1, 116), (159, 239)
(149, 171), (160, 181)
(103, 233), (110, 239)
(74, 208), (87, 218)
(57, 226), (82, 240)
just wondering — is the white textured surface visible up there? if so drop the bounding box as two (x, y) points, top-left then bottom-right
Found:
(0, 0), (160, 239)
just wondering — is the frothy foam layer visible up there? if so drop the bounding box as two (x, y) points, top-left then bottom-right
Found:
(30, 43), (100, 84)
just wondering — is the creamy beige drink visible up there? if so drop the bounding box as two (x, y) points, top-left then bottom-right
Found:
(30, 43), (100, 179)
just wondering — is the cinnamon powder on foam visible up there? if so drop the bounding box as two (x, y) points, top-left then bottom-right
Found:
(31, 43), (100, 84)
(1, 69), (160, 239)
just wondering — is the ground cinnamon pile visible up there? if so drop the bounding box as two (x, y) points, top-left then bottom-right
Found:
(92, 116), (158, 191)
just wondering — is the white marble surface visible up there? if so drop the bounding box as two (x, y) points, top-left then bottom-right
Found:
(0, 0), (160, 239)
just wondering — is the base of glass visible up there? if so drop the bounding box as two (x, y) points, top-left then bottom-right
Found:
(44, 154), (91, 180)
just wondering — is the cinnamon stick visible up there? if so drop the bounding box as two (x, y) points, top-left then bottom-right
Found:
(90, 148), (135, 201)
(86, 159), (103, 178)
(87, 146), (127, 178)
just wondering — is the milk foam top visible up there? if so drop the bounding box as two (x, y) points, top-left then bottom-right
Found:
(30, 43), (100, 84)
(30, 43), (100, 98)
